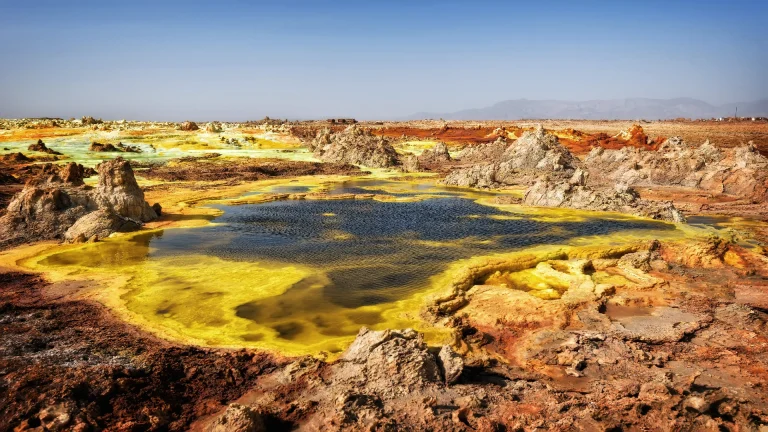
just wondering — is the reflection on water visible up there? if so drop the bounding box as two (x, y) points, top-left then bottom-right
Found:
(35, 179), (679, 354)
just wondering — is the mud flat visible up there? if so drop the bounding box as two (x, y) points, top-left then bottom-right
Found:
(2, 119), (768, 431)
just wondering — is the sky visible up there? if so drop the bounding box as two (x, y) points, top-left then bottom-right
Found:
(0, 0), (766, 120)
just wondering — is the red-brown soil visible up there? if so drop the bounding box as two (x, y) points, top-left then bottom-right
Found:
(136, 157), (364, 182)
(0, 271), (290, 432)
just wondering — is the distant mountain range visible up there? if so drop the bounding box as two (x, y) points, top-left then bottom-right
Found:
(406, 98), (768, 121)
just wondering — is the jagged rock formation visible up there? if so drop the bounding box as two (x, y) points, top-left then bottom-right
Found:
(523, 170), (686, 222)
(179, 121), (199, 131)
(584, 138), (768, 201)
(443, 126), (579, 187)
(27, 139), (62, 155)
(306, 125), (400, 168)
(0, 158), (157, 247)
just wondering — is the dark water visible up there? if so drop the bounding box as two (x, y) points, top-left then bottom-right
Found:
(145, 194), (673, 312)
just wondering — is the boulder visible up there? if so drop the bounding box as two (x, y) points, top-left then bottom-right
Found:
(179, 121), (199, 131)
(437, 345), (464, 384)
(335, 327), (441, 395)
(64, 209), (142, 242)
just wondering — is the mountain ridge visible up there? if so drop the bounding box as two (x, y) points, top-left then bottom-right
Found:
(406, 97), (768, 121)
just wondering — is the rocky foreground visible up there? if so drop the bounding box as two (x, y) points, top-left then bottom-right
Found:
(3, 233), (768, 431)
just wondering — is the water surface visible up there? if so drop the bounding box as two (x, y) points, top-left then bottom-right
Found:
(35, 179), (681, 354)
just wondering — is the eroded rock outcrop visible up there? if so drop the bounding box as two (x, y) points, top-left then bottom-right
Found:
(444, 126), (579, 188)
(584, 138), (768, 201)
(523, 171), (686, 222)
(306, 125), (400, 168)
(91, 158), (157, 222)
(0, 158), (156, 247)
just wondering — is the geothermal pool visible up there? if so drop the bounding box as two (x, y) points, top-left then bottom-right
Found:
(27, 179), (687, 355)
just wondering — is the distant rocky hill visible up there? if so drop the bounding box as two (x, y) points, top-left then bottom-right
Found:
(407, 98), (768, 121)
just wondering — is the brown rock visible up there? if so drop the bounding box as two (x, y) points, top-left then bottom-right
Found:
(206, 404), (265, 432)
(438, 345), (464, 384)
(179, 121), (199, 131)
(638, 381), (670, 402)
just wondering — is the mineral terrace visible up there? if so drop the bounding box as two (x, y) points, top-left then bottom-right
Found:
(2, 117), (768, 431)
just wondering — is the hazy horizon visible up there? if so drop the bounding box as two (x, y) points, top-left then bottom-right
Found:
(1, 0), (766, 121)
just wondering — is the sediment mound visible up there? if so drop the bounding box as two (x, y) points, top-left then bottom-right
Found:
(306, 125), (400, 168)
(27, 139), (62, 155)
(585, 138), (768, 201)
(89, 142), (121, 152)
(89, 142), (141, 153)
(443, 126), (579, 188)
(0, 158), (157, 247)
(2, 152), (32, 163)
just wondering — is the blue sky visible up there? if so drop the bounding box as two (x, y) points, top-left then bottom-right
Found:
(0, 0), (766, 120)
